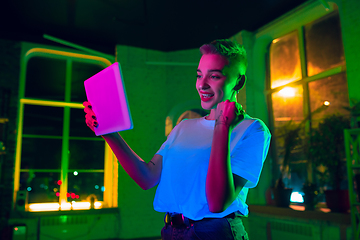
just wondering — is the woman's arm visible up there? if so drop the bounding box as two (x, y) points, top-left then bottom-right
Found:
(102, 133), (162, 190)
(205, 100), (247, 213)
(83, 101), (162, 190)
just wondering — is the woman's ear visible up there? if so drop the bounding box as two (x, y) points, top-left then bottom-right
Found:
(233, 75), (246, 91)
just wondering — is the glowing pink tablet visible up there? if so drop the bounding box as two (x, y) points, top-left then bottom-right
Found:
(84, 62), (133, 136)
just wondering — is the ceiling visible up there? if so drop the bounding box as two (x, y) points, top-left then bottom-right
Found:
(2, 0), (310, 54)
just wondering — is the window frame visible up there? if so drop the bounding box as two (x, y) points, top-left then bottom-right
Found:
(265, 7), (347, 184)
(14, 42), (118, 211)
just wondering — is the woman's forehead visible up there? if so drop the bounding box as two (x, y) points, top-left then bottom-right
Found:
(198, 54), (229, 70)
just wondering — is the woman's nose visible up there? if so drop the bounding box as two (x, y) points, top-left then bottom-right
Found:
(197, 77), (210, 89)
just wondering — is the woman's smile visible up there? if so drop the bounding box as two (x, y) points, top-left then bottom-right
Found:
(200, 91), (215, 102)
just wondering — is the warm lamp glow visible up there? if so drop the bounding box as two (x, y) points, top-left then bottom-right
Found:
(71, 201), (102, 210)
(61, 202), (72, 210)
(71, 201), (91, 210)
(278, 87), (296, 97)
(94, 202), (102, 208)
(29, 203), (60, 211)
(323, 100), (330, 106)
(28, 201), (103, 212)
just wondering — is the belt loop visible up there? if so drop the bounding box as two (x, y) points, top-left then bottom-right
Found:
(164, 212), (171, 225)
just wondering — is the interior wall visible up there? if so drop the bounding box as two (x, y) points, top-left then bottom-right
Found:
(337, 0), (360, 102)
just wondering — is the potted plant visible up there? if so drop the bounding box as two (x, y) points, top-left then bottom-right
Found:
(272, 120), (302, 207)
(302, 181), (319, 210)
(272, 105), (329, 209)
(309, 114), (351, 212)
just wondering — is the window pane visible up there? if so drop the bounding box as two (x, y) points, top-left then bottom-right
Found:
(271, 85), (305, 185)
(23, 105), (63, 136)
(305, 12), (345, 76)
(69, 140), (104, 170)
(309, 73), (349, 127)
(25, 57), (66, 101)
(70, 108), (97, 138)
(68, 172), (104, 201)
(21, 138), (62, 169)
(272, 85), (304, 127)
(270, 31), (302, 89)
(20, 172), (60, 203)
(71, 61), (104, 103)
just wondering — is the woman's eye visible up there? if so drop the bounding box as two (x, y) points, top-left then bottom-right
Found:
(196, 75), (202, 79)
(211, 75), (221, 79)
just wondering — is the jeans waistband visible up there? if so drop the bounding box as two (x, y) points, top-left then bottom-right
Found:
(164, 212), (236, 226)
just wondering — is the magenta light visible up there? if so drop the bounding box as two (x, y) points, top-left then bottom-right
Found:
(84, 62), (133, 136)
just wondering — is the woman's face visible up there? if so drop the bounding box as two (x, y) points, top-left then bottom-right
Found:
(196, 54), (238, 110)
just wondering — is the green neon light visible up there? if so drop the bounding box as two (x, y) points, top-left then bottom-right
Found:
(43, 34), (115, 63)
(20, 99), (84, 109)
(22, 134), (103, 141)
(59, 60), (72, 204)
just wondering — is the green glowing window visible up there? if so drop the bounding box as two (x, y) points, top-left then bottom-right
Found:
(15, 43), (117, 211)
(267, 10), (348, 189)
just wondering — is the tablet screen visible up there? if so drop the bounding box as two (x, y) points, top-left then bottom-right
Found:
(84, 62), (133, 136)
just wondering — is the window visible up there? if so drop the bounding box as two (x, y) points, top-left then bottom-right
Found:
(267, 11), (348, 190)
(14, 45), (118, 211)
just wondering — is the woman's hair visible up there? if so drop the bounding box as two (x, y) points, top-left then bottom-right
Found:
(199, 39), (248, 75)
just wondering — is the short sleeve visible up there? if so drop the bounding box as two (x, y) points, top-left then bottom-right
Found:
(230, 120), (271, 188)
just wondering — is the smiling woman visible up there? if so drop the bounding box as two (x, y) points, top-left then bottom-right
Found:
(83, 39), (271, 240)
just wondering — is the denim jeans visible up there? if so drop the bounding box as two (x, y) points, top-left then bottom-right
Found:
(161, 213), (249, 240)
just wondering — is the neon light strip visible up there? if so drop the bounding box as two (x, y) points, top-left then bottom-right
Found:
(19, 169), (104, 173)
(25, 48), (112, 67)
(43, 34), (115, 63)
(29, 203), (60, 212)
(28, 201), (103, 212)
(20, 99), (84, 109)
(22, 134), (103, 141)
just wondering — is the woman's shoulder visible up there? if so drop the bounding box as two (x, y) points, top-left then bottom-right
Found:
(240, 114), (271, 135)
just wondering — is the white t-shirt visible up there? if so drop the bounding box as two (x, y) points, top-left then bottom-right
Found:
(153, 114), (271, 220)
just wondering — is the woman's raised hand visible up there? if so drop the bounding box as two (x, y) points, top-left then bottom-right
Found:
(83, 101), (98, 133)
(215, 100), (244, 130)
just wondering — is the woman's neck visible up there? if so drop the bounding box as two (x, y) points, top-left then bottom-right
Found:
(205, 109), (216, 120)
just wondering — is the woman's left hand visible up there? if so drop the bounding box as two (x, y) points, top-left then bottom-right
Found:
(214, 100), (244, 130)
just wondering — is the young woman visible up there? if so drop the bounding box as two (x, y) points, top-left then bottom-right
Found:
(84, 39), (271, 240)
